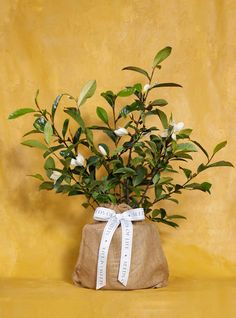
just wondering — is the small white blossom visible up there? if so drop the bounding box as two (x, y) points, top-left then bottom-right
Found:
(50, 171), (62, 184)
(70, 152), (85, 167)
(171, 121), (184, 140)
(143, 83), (151, 92)
(99, 145), (108, 156)
(114, 127), (128, 137)
(161, 121), (184, 140)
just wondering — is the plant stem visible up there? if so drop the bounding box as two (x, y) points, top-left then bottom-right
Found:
(138, 167), (159, 206)
(112, 107), (116, 130)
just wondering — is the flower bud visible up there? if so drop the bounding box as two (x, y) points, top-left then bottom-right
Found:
(143, 84), (151, 92)
(99, 145), (108, 156)
(70, 152), (85, 167)
(114, 127), (128, 137)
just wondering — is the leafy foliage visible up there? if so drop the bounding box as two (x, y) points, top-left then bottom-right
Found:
(9, 46), (234, 228)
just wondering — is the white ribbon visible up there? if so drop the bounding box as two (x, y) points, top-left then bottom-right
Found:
(94, 206), (145, 290)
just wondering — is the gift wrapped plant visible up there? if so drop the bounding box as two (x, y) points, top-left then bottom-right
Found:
(9, 46), (233, 290)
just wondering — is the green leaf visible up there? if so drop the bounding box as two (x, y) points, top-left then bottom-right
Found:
(85, 128), (93, 145)
(114, 167), (136, 175)
(213, 141), (227, 156)
(150, 82), (182, 90)
(154, 185), (162, 199)
(54, 174), (66, 191)
(191, 140), (209, 159)
(167, 198), (179, 204)
(103, 129), (117, 143)
(173, 152), (193, 161)
(153, 218), (179, 228)
(122, 66), (150, 80)
(158, 177), (173, 185)
(112, 146), (124, 156)
(73, 127), (82, 144)
(153, 173), (160, 185)
(43, 145), (65, 158)
(23, 130), (42, 137)
(68, 189), (84, 196)
(62, 119), (69, 138)
(60, 143), (78, 158)
(207, 161), (234, 168)
(119, 101), (144, 118)
(167, 214), (186, 220)
(56, 185), (72, 194)
(44, 121), (53, 144)
(21, 139), (48, 150)
(179, 166), (192, 178)
(175, 143), (197, 153)
(107, 194), (117, 204)
(197, 163), (207, 173)
(177, 129), (192, 139)
(64, 108), (85, 130)
(101, 91), (117, 108)
(77, 80), (97, 107)
(8, 108), (35, 119)
(152, 209), (161, 218)
(149, 99), (168, 107)
(27, 174), (44, 181)
(185, 182), (212, 193)
(133, 166), (147, 186)
(117, 87), (135, 97)
(33, 117), (47, 132)
(96, 106), (109, 125)
(152, 208), (166, 218)
(133, 83), (142, 92)
(155, 109), (168, 129)
(87, 155), (100, 167)
(153, 46), (172, 68)
(131, 156), (144, 166)
(197, 160), (234, 173)
(44, 156), (55, 169)
(52, 95), (63, 121)
(39, 182), (54, 190)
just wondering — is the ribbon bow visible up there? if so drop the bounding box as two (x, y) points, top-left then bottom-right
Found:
(94, 206), (145, 289)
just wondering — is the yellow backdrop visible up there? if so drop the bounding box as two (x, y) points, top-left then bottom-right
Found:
(0, 1), (236, 315)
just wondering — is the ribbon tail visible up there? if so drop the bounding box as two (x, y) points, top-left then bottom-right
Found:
(118, 219), (133, 286)
(96, 218), (119, 289)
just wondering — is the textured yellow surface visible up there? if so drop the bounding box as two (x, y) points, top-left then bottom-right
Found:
(0, 0), (236, 317)
(0, 278), (236, 318)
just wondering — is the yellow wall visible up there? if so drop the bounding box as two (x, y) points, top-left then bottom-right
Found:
(0, 0), (236, 281)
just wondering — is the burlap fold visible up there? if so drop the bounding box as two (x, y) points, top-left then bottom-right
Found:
(72, 204), (169, 290)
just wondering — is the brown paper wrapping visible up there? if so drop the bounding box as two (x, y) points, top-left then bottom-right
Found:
(72, 204), (169, 290)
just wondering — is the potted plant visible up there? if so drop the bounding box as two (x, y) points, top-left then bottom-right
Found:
(9, 46), (233, 290)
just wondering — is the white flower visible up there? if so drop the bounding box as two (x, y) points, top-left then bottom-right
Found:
(114, 127), (128, 137)
(143, 83), (151, 92)
(171, 121), (184, 140)
(161, 121), (184, 140)
(70, 152), (85, 167)
(99, 145), (108, 156)
(50, 171), (62, 184)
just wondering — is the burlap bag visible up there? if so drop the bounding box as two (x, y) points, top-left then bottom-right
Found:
(72, 204), (169, 290)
